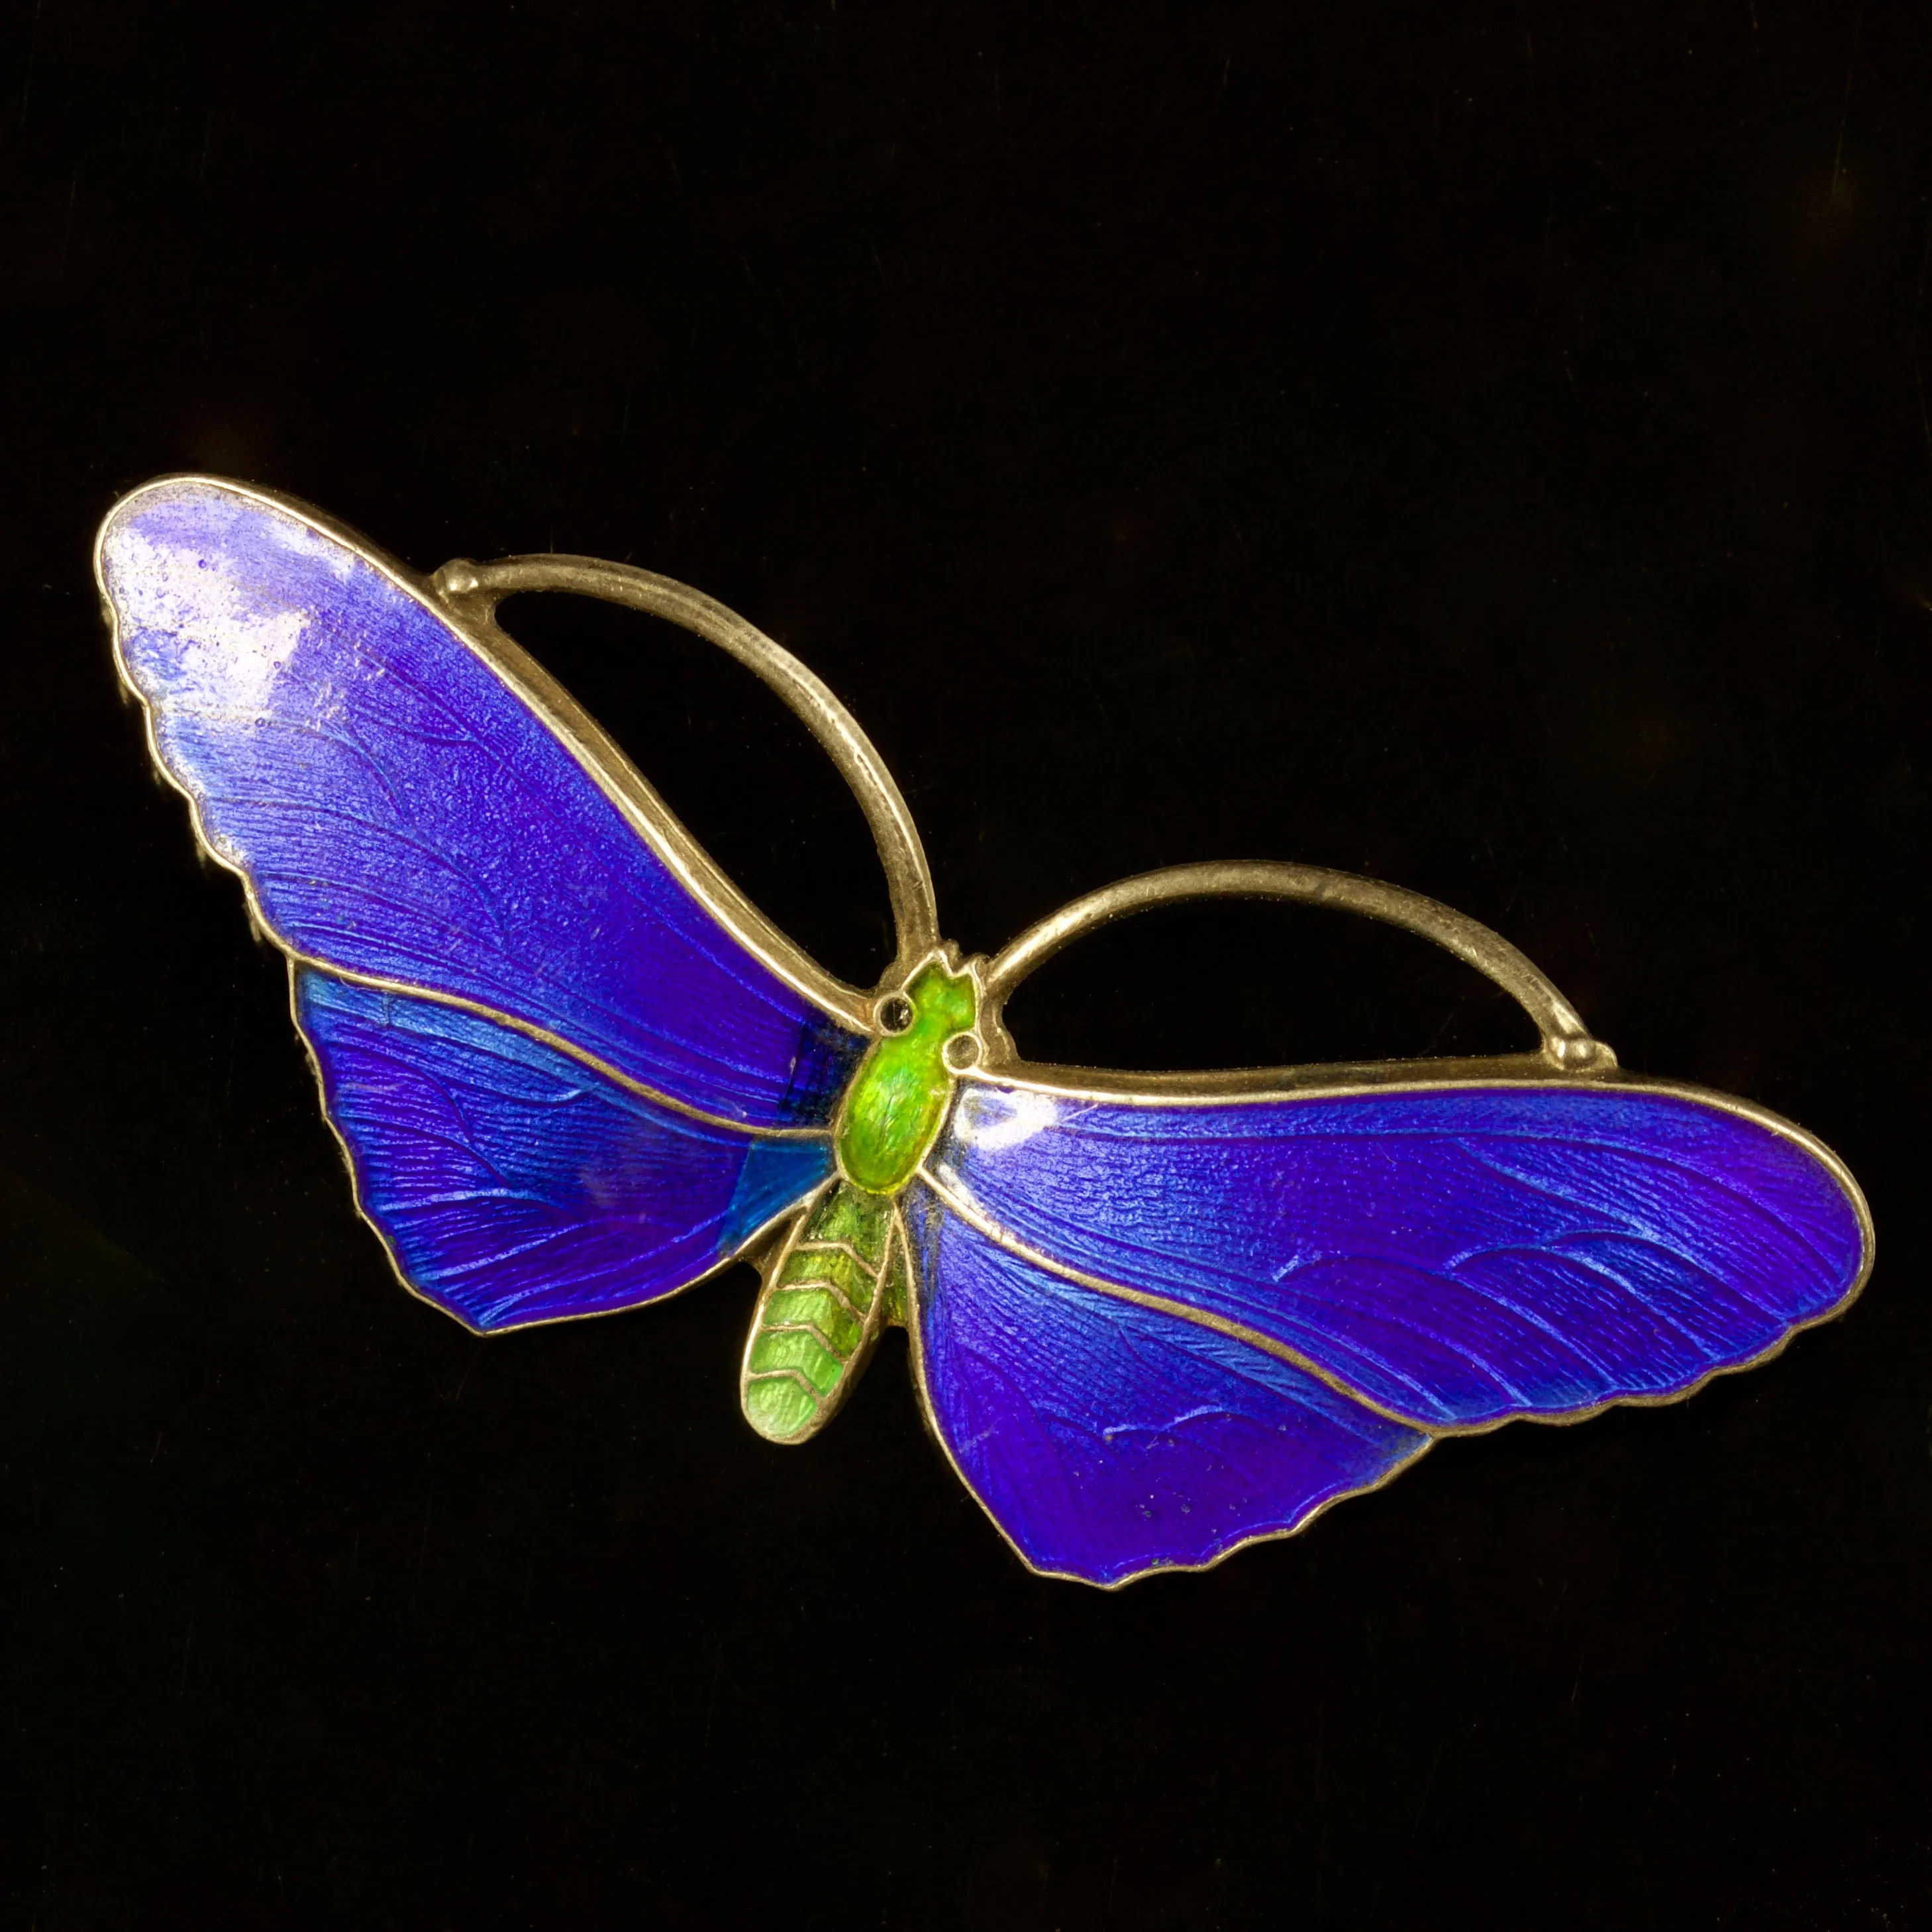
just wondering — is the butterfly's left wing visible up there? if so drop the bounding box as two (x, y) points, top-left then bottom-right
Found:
(99, 477), (864, 1331)
(905, 1074), (1869, 1584)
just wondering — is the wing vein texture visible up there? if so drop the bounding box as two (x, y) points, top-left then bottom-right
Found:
(294, 971), (833, 1329)
(936, 1080), (1866, 1431)
(101, 480), (864, 1129)
(905, 1182), (1427, 1584)
(1454, 1136), (1845, 1278)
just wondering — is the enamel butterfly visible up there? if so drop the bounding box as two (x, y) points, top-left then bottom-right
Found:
(97, 476), (1872, 1586)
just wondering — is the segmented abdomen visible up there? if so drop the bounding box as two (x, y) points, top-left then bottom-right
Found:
(740, 1182), (905, 1443)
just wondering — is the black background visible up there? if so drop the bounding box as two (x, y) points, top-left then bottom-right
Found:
(3, 1), (1929, 1925)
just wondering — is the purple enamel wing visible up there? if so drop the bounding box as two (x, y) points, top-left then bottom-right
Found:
(97, 476), (1872, 1587)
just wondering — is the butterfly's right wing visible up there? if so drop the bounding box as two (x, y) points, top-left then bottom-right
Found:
(903, 1072), (1868, 1585)
(99, 477), (868, 1329)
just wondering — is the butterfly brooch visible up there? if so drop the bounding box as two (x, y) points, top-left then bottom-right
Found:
(97, 476), (1873, 1586)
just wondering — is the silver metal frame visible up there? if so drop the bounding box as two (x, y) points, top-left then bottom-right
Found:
(429, 553), (941, 983)
(983, 860), (1609, 1070)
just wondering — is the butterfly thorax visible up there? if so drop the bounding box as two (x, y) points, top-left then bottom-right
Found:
(740, 959), (978, 1443)
(835, 960), (979, 1193)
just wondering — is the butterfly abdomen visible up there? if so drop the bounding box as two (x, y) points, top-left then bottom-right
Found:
(740, 1183), (906, 1443)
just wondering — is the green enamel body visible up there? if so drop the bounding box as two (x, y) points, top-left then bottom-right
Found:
(835, 962), (978, 1195)
(741, 1182), (905, 1441)
(740, 960), (977, 1444)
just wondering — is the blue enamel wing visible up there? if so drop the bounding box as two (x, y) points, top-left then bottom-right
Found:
(98, 476), (1873, 1586)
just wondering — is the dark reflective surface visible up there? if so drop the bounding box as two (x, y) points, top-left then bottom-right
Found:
(4, 2), (1929, 1924)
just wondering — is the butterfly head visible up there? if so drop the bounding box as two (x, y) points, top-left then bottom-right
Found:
(834, 952), (988, 1195)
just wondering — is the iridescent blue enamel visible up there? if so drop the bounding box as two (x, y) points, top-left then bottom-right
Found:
(99, 475), (1873, 1586)
(101, 481), (862, 1130)
(909, 1080), (1866, 1581)
(99, 480), (862, 1331)
(298, 975), (833, 1331)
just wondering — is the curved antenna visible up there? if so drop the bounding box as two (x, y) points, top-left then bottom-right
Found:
(431, 554), (941, 979)
(984, 860), (1613, 1072)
